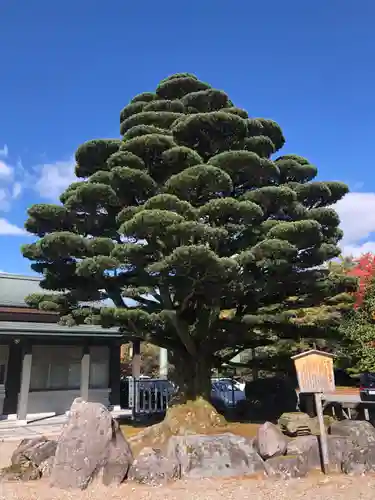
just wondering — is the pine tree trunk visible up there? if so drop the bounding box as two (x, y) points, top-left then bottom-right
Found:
(169, 351), (212, 403)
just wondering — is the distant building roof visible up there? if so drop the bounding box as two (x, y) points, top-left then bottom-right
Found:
(0, 273), (44, 307)
(0, 320), (122, 338)
(0, 273), (114, 309)
(0, 274), (124, 338)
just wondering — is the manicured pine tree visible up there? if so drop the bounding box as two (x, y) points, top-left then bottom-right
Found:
(22, 73), (356, 403)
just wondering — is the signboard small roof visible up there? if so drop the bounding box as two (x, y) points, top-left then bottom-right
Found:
(291, 349), (335, 361)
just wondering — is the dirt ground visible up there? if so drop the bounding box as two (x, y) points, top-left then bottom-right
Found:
(1, 474), (375, 500)
(0, 413), (371, 499)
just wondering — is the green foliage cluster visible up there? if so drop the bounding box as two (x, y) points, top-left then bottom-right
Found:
(22, 73), (356, 398)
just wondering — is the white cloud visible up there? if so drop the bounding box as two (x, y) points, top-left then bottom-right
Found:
(341, 241), (375, 258)
(0, 145), (8, 158)
(0, 218), (27, 236)
(0, 160), (13, 179)
(334, 192), (375, 257)
(34, 158), (76, 201)
(12, 182), (22, 199)
(0, 189), (10, 211)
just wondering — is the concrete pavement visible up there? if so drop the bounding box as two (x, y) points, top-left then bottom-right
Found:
(0, 408), (132, 442)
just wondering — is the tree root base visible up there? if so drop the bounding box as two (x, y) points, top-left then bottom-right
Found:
(127, 399), (227, 456)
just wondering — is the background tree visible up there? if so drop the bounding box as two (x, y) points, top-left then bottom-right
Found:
(328, 254), (354, 275)
(340, 276), (375, 373)
(22, 73), (356, 403)
(347, 253), (375, 307)
(120, 342), (160, 378)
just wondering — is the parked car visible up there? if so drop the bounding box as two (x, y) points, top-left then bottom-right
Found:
(211, 379), (246, 412)
(360, 372), (375, 401)
(215, 377), (245, 391)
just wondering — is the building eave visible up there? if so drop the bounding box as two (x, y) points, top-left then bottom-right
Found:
(0, 321), (123, 338)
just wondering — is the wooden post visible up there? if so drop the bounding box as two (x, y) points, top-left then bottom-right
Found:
(314, 392), (330, 474)
(132, 340), (141, 379)
(159, 348), (168, 379)
(17, 343), (32, 422)
(80, 345), (90, 402)
(132, 340), (141, 415)
(109, 342), (121, 409)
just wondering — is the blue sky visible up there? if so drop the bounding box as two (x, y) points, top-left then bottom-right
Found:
(1, 0), (375, 275)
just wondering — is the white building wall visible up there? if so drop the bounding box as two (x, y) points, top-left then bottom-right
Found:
(24, 344), (110, 417)
(26, 388), (110, 415)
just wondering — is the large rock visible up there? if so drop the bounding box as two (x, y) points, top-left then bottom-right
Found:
(287, 435), (321, 469)
(286, 433), (353, 471)
(341, 444), (375, 475)
(255, 422), (288, 459)
(11, 436), (57, 468)
(329, 420), (375, 448)
(327, 435), (354, 471)
(1, 436), (57, 481)
(128, 447), (180, 485)
(167, 433), (267, 479)
(266, 454), (309, 479)
(39, 456), (55, 479)
(50, 398), (133, 489)
(278, 413), (312, 436)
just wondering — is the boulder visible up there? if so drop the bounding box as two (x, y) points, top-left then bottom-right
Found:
(308, 415), (335, 435)
(278, 413), (312, 436)
(1, 436), (57, 481)
(167, 433), (267, 479)
(128, 447), (180, 485)
(39, 456), (55, 479)
(286, 434), (354, 471)
(50, 398), (133, 489)
(327, 435), (354, 471)
(287, 435), (321, 469)
(341, 444), (375, 475)
(11, 436), (57, 468)
(287, 432), (356, 471)
(266, 454), (309, 479)
(329, 420), (375, 448)
(255, 422), (288, 459)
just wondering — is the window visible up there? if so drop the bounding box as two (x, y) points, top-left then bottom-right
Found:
(30, 346), (82, 391)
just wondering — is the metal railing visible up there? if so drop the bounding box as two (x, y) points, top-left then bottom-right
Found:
(127, 378), (175, 416)
(121, 376), (243, 418)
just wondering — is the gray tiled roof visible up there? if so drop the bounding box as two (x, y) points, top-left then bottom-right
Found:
(0, 273), (114, 308)
(0, 321), (122, 337)
(0, 273), (45, 307)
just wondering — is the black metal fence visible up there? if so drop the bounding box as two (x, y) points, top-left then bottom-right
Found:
(120, 376), (244, 418)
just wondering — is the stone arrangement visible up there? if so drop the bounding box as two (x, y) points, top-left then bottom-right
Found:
(4, 400), (375, 488)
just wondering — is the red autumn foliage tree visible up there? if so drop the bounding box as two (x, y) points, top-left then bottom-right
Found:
(347, 253), (375, 307)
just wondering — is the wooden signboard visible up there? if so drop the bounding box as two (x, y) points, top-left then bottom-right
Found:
(291, 349), (335, 394)
(291, 349), (335, 474)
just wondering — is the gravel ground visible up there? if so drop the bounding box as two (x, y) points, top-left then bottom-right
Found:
(2, 439), (375, 499)
(1, 475), (375, 500)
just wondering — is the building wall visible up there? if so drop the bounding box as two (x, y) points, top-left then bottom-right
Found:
(1, 344), (111, 417)
(26, 388), (111, 415)
(25, 344), (110, 415)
